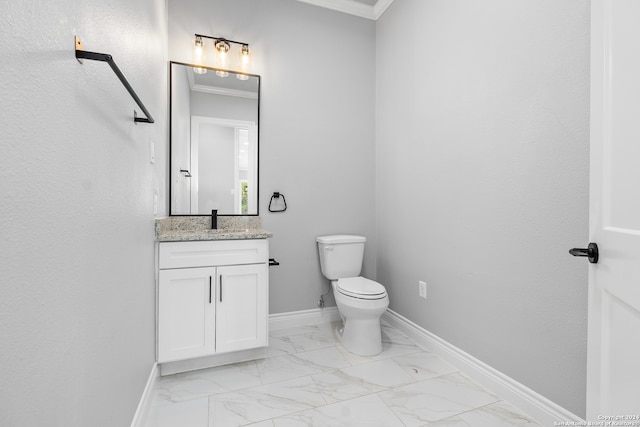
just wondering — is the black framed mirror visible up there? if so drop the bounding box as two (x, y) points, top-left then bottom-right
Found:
(170, 61), (260, 215)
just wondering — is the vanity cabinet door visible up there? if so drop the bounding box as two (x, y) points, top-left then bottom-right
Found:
(158, 267), (216, 363)
(215, 264), (268, 354)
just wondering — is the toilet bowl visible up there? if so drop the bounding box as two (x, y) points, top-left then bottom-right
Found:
(332, 277), (389, 356)
(316, 235), (389, 356)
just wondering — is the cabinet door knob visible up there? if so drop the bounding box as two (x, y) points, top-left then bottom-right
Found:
(219, 275), (223, 302)
(209, 276), (212, 304)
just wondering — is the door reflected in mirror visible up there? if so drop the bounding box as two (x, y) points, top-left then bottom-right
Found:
(170, 61), (260, 215)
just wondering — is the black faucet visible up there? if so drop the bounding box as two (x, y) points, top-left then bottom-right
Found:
(211, 209), (217, 230)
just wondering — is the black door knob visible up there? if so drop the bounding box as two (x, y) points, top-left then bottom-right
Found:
(569, 242), (599, 264)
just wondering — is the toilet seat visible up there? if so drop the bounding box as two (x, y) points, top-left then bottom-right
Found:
(337, 277), (387, 300)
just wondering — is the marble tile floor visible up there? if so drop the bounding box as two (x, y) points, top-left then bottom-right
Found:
(146, 321), (543, 427)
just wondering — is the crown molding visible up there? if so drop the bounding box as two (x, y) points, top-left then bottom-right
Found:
(192, 84), (258, 99)
(295, 0), (394, 20)
(372, 0), (394, 19)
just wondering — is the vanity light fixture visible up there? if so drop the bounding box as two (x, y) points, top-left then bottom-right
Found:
(193, 33), (251, 80)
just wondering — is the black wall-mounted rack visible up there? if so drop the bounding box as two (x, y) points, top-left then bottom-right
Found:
(75, 36), (154, 124)
(268, 192), (287, 213)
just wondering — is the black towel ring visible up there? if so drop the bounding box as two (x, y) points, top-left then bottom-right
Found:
(268, 192), (287, 212)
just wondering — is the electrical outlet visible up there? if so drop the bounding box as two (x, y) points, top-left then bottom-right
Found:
(419, 281), (427, 299)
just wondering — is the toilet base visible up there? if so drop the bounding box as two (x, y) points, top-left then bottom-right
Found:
(335, 318), (383, 356)
(330, 279), (389, 357)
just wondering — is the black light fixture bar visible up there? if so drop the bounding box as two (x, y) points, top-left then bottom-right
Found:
(75, 36), (155, 124)
(194, 33), (249, 48)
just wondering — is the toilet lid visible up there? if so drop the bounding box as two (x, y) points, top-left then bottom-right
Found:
(337, 277), (387, 300)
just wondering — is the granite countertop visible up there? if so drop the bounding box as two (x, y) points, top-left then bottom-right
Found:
(156, 216), (272, 242)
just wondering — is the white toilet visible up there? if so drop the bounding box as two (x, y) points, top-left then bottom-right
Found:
(316, 235), (389, 356)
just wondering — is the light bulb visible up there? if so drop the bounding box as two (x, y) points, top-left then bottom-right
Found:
(236, 44), (250, 80)
(215, 39), (230, 73)
(241, 45), (250, 67)
(193, 36), (207, 74)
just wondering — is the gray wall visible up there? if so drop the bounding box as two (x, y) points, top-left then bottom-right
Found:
(0, 0), (167, 425)
(375, 0), (590, 417)
(168, 0), (377, 312)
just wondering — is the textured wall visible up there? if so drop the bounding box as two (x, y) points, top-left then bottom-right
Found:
(168, 0), (377, 312)
(375, 0), (590, 416)
(0, 0), (167, 425)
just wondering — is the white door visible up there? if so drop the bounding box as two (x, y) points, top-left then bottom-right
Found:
(586, 0), (640, 417)
(215, 264), (268, 354)
(158, 267), (216, 362)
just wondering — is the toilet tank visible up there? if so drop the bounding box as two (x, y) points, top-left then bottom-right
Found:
(316, 235), (366, 280)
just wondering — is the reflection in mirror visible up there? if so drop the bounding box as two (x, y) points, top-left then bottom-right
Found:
(170, 61), (260, 215)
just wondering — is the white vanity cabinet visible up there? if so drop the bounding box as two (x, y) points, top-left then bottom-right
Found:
(157, 239), (268, 363)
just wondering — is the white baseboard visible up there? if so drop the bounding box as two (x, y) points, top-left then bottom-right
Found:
(130, 362), (159, 427)
(383, 309), (583, 427)
(269, 306), (340, 330)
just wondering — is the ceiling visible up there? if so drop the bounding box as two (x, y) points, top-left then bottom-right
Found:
(295, 0), (394, 20)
